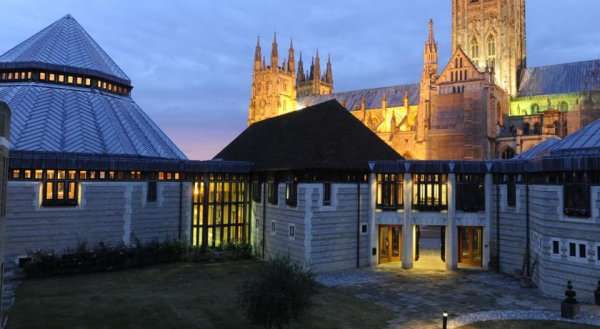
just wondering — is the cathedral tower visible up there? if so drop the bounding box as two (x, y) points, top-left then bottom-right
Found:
(296, 49), (334, 97)
(248, 34), (297, 125)
(452, 0), (526, 96)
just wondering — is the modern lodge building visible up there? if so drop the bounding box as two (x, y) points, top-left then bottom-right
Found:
(0, 8), (599, 318)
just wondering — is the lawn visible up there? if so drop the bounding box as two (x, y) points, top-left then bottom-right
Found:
(458, 320), (600, 329)
(7, 260), (394, 329)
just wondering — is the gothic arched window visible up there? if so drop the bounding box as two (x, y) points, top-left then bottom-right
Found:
(487, 35), (496, 57)
(471, 38), (479, 59)
(531, 103), (540, 114)
(559, 101), (569, 112)
(553, 121), (561, 136)
(501, 147), (516, 160)
(522, 123), (531, 135)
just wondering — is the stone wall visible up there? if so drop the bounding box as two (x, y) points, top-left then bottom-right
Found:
(252, 183), (370, 272)
(3, 181), (191, 259)
(494, 183), (600, 303)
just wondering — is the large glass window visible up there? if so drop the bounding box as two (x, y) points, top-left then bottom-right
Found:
(563, 172), (590, 218)
(456, 174), (485, 212)
(192, 174), (250, 249)
(376, 174), (403, 210)
(412, 174), (447, 211)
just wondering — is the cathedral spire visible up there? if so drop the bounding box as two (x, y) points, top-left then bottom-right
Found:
(423, 19), (438, 76)
(297, 51), (305, 82)
(254, 36), (262, 71)
(309, 56), (315, 80)
(271, 32), (278, 70)
(287, 39), (295, 75)
(325, 54), (333, 84)
(314, 49), (321, 82)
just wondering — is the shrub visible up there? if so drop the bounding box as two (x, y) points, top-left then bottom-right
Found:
(238, 257), (317, 329)
(22, 240), (253, 278)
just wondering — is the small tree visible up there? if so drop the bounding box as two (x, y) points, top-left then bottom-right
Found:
(239, 257), (317, 329)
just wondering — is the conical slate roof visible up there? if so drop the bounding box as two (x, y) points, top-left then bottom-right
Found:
(0, 15), (186, 159)
(0, 15), (130, 84)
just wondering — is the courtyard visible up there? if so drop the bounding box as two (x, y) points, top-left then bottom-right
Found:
(5, 259), (600, 329)
(318, 260), (600, 329)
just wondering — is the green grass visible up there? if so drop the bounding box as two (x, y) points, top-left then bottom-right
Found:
(7, 260), (394, 329)
(458, 320), (600, 329)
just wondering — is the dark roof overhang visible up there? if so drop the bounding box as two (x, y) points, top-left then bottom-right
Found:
(9, 150), (253, 174)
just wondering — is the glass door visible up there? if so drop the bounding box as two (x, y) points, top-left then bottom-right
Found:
(458, 227), (483, 267)
(379, 225), (402, 264)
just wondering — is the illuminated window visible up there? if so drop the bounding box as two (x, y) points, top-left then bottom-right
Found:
(76, 77), (83, 85)
(67, 76), (74, 84)
(7, 73), (12, 80)
(27, 72), (32, 79)
(376, 174), (403, 210)
(49, 73), (55, 81)
(24, 170), (32, 179)
(58, 75), (65, 83)
(412, 174), (447, 211)
(85, 78), (91, 86)
(20, 72), (26, 79)
(35, 170), (43, 179)
(79, 171), (87, 180)
(42, 169), (78, 207)
(40, 72), (46, 81)
(11, 170), (20, 179)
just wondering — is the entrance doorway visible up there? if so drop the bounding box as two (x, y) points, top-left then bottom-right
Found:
(458, 227), (483, 267)
(378, 225), (402, 264)
(415, 225), (446, 270)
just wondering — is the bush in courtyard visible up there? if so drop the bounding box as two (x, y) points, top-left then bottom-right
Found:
(238, 257), (317, 329)
(22, 240), (253, 278)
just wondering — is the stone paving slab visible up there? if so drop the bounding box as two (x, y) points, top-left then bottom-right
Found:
(317, 266), (600, 329)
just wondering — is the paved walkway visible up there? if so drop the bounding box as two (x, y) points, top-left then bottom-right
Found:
(317, 266), (600, 329)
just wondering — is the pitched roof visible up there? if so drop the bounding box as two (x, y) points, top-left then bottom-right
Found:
(518, 59), (600, 97)
(549, 117), (600, 157)
(0, 15), (130, 84)
(298, 83), (419, 111)
(514, 137), (560, 160)
(0, 83), (186, 159)
(214, 100), (403, 171)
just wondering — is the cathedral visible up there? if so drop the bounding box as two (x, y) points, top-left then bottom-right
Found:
(247, 0), (600, 160)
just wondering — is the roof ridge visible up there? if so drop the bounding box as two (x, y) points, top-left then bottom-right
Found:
(526, 58), (600, 71)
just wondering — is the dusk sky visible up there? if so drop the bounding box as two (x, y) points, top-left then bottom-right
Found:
(1, 0), (599, 160)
